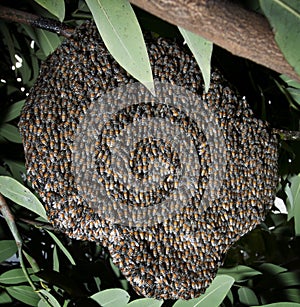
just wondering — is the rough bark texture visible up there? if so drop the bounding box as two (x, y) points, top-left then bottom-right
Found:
(130, 0), (300, 82)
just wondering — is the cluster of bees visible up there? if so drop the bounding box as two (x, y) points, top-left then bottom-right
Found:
(19, 21), (279, 299)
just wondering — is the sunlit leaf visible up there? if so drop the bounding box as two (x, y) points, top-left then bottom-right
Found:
(0, 123), (22, 143)
(260, 0), (300, 77)
(86, 0), (154, 94)
(2, 100), (25, 123)
(7, 285), (40, 306)
(0, 240), (17, 263)
(90, 288), (130, 306)
(178, 27), (213, 92)
(46, 230), (76, 265)
(0, 176), (48, 220)
(173, 275), (234, 307)
(33, 0), (65, 21)
(127, 298), (163, 307)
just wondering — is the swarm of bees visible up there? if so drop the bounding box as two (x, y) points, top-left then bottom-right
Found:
(19, 21), (279, 299)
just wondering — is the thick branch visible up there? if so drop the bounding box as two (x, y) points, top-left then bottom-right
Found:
(130, 0), (300, 82)
(0, 5), (74, 38)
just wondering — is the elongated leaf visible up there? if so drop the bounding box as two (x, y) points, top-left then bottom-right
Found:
(281, 74), (300, 89)
(33, 0), (65, 22)
(53, 245), (60, 272)
(23, 250), (40, 273)
(90, 288), (130, 306)
(258, 263), (287, 275)
(2, 100), (25, 123)
(287, 87), (300, 105)
(178, 27), (213, 92)
(286, 174), (300, 235)
(173, 275), (234, 307)
(260, 0), (300, 77)
(218, 265), (262, 281)
(0, 291), (12, 304)
(38, 290), (61, 307)
(0, 176), (48, 220)
(35, 29), (61, 57)
(86, 0), (154, 94)
(3, 159), (26, 183)
(127, 298), (163, 307)
(46, 230), (76, 265)
(0, 268), (37, 284)
(0, 240), (17, 263)
(238, 287), (259, 306)
(7, 285), (40, 306)
(0, 21), (16, 67)
(0, 123), (22, 143)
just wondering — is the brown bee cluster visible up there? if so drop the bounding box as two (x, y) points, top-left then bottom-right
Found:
(19, 21), (279, 300)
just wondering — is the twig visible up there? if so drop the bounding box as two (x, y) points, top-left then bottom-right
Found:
(0, 5), (74, 38)
(272, 129), (300, 141)
(0, 193), (51, 305)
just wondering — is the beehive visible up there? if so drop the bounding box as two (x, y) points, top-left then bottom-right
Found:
(19, 20), (279, 299)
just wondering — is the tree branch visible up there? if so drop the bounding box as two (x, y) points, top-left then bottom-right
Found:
(130, 0), (300, 82)
(0, 5), (74, 38)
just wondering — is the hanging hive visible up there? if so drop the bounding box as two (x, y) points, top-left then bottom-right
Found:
(19, 21), (279, 300)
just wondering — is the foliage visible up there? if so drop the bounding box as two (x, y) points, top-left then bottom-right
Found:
(0, 0), (300, 307)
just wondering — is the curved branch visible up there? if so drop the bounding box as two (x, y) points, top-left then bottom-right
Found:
(130, 0), (300, 82)
(0, 5), (74, 38)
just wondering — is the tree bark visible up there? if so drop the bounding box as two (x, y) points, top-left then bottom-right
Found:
(130, 0), (300, 82)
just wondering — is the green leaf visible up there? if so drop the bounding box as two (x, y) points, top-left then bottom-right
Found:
(0, 176), (48, 220)
(6, 285), (40, 306)
(260, 0), (300, 77)
(218, 265), (262, 281)
(38, 289), (61, 307)
(35, 29), (62, 57)
(0, 268), (37, 284)
(0, 123), (22, 143)
(0, 291), (13, 304)
(281, 74), (300, 88)
(178, 27), (213, 93)
(173, 275), (234, 307)
(127, 298), (163, 307)
(258, 263), (288, 275)
(53, 245), (60, 272)
(238, 287), (259, 306)
(46, 230), (76, 266)
(33, 0), (65, 22)
(255, 304), (300, 307)
(86, 0), (154, 94)
(2, 100), (25, 122)
(0, 240), (17, 263)
(23, 250), (40, 273)
(286, 174), (300, 235)
(287, 87), (300, 105)
(90, 288), (130, 306)
(3, 160), (26, 183)
(0, 21), (16, 67)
